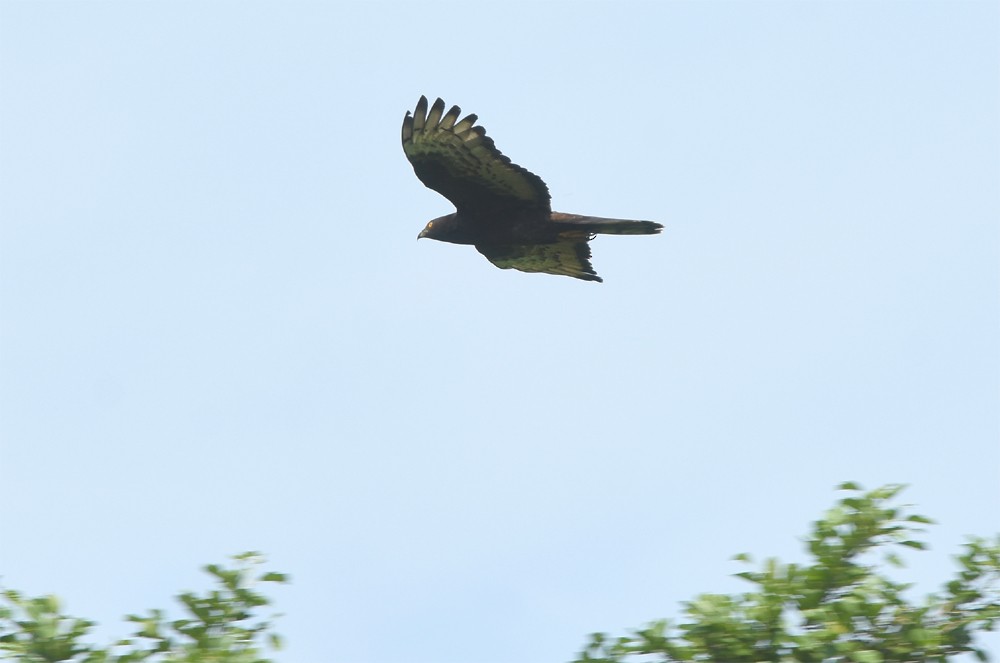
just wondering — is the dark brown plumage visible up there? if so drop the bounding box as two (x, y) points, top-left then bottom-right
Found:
(402, 96), (662, 282)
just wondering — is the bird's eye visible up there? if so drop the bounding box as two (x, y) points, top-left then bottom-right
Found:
(427, 222), (434, 228)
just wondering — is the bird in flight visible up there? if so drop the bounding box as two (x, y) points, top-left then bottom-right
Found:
(402, 96), (662, 283)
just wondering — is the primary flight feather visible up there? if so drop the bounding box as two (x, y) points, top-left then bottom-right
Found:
(402, 96), (662, 282)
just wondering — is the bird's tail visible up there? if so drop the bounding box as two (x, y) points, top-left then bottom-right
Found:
(551, 212), (662, 236)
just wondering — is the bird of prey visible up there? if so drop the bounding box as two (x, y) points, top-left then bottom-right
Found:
(401, 96), (662, 283)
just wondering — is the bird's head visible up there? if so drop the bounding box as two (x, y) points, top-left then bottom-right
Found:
(417, 213), (459, 241)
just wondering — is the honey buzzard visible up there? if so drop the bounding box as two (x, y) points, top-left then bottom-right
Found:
(402, 96), (662, 283)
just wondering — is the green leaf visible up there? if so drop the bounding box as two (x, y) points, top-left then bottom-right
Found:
(906, 514), (935, 525)
(883, 552), (903, 567)
(260, 572), (289, 583)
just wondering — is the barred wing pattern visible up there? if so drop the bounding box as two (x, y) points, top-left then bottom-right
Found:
(476, 237), (602, 283)
(402, 96), (550, 214)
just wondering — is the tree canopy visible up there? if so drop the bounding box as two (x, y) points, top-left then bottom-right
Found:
(574, 483), (1000, 663)
(2, 484), (998, 662)
(0, 552), (287, 663)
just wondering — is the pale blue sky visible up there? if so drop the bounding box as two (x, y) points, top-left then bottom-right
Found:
(1, 2), (997, 662)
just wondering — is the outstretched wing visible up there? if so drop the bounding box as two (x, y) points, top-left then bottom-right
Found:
(476, 238), (602, 282)
(402, 96), (550, 215)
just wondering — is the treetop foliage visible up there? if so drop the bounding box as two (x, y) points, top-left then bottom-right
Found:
(574, 482), (1000, 663)
(0, 552), (288, 663)
(2, 485), (997, 663)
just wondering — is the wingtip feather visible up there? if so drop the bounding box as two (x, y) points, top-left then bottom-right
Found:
(440, 105), (461, 130)
(453, 113), (478, 135)
(426, 98), (445, 130)
(401, 112), (413, 145)
(412, 96), (428, 131)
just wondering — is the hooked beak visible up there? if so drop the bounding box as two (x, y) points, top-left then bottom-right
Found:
(417, 228), (428, 240)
